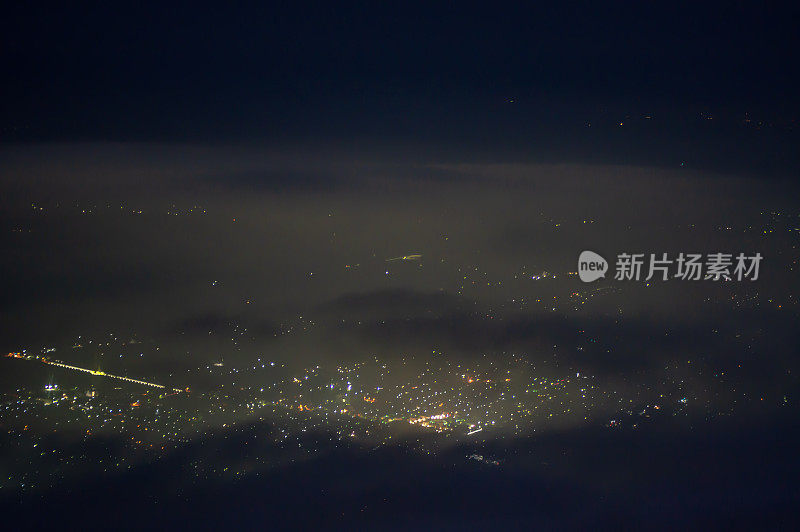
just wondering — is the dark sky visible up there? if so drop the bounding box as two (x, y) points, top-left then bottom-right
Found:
(2, 2), (799, 142)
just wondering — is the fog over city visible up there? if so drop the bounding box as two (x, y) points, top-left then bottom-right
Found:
(2, 3), (799, 529)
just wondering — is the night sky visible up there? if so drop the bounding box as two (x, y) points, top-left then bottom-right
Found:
(1, 3), (799, 529)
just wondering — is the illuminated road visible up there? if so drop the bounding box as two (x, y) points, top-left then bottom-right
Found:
(43, 360), (167, 388)
(386, 254), (422, 262)
(7, 353), (180, 391)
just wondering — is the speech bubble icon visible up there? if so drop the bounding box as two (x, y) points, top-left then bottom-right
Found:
(578, 251), (608, 282)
